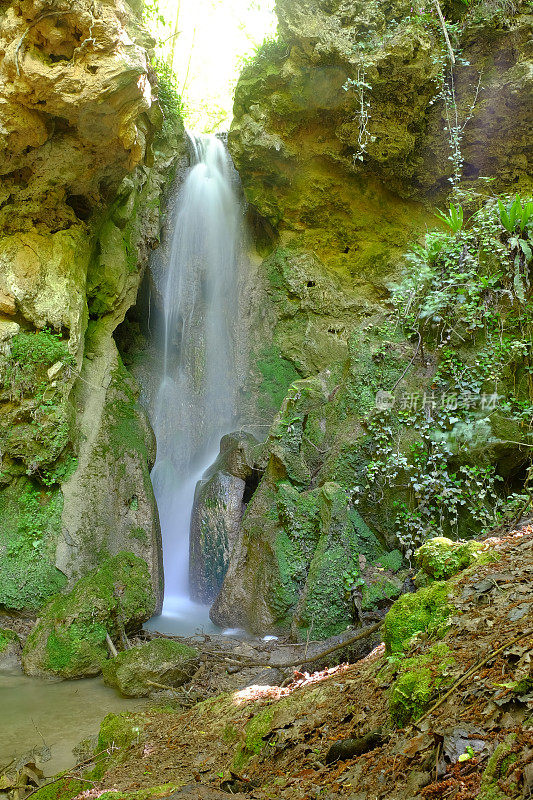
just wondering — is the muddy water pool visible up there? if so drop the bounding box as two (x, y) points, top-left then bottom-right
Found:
(0, 668), (148, 776)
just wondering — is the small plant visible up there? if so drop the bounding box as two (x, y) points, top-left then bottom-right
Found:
(435, 203), (464, 234)
(498, 195), (533, 233)
(343, 69), (375, 163)
(152, 58), (184, 123)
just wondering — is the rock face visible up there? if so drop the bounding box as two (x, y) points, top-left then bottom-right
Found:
(210, 0), (533, 636)
(102, 638), (199, 697)
(0, 628), (21, 670)
(22, 552), (155, 679)
(189, 433), (258, 604)
(0, 0), (186, 613)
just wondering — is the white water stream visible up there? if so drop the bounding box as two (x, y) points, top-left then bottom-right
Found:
(147, 134), (242, 635)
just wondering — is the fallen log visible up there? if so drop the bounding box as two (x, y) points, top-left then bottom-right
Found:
(198, 622), (382, 671)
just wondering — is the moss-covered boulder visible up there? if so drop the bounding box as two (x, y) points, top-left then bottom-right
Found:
(102, 638), (199, 697)
(22, 552), (155, 679)
(0, 628), (21, 670)
(416, 537), (484, 581)
(382, 581), (452, 654)
(388, 642), (455, 726)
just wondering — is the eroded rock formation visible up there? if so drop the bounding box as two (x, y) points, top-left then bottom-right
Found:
(211, 0), (533, 635)
(0, 0), (186, 613)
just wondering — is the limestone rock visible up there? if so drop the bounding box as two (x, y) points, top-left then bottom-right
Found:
(58, 334), (163, 612)
(102, 638), (199, 697)
(189, 432), (258, 604)
(0, 290), (16, 315)
(22, 552), (156, 679)
(0, 0), (186, 614)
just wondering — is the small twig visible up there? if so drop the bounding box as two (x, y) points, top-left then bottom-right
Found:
(105, 633), (118, 658)
(146, 679), (177, 692)
(433, 0), (455, 64)
(391, 332), (422, 393)
(415, 628), (532, 725)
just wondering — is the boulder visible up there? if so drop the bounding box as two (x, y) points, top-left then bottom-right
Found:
(22, 552), (155, 679)
(189, 432), (258, 604)
(416, 537), (485, 581)
(102, 638), (199, 697)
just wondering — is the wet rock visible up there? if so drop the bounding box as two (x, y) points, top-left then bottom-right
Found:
(22, 552), (155, 679)
(102, 638), (199, 697)
(0, 628), (21, 670)
(189, 432), (258, 604)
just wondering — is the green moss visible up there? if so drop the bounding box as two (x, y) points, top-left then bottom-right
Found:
(375, 549), (404, 572)
(0, 330), (74, 399)
(27, 776), (90, 800)
(233, 706), (274, 771)
(290, 484), (385, 639)
(256, 345), (300, 415)
(97, 711), (146, 753)
(45, 621), (109, 673)
(130, 526), (149, 544)
(98, 786), (180, 800)
(476, 734), (517, 800)
(416, 537), (484, 580)
(276, 481), (320, 559)
(0, 628), (19, 652)
(105, 361), (149, 463)
(389, 642), (455, 726)
(22, 552), (155, 677)
(102, 638), (198, 697)
(270, 529), (306, 623)
(361, 577), (403, 611)
(0, 330), (76, 478)
(382, 581), (452, 654)
(0, 478), (67, 611)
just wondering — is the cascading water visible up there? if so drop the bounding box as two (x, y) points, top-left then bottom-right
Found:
(148, 134), (241, 633)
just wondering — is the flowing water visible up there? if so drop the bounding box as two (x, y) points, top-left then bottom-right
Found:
(0, 135), (243, 773)
(147, 134), (242, 635)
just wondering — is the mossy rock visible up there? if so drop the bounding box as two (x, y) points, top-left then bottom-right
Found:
(22, 552), (155, 679)
(388, 642), (455, 726)
(416, 537), (484, 581)
(382, 581), (452, 654)
(0, 478), (67, 612)
(102, 638), (199, 697)
(293, 483), (385, 639)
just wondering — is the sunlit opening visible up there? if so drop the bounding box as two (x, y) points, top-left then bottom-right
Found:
(147, 0), (277, 132)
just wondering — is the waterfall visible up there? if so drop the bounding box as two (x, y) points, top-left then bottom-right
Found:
(149, 134), (241, 629)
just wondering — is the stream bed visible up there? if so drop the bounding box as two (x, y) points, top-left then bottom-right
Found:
(0, 668), (148, 776)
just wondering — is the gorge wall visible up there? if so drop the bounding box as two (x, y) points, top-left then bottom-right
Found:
(208, 0), (533, 636)
(0, 0), (186, 614)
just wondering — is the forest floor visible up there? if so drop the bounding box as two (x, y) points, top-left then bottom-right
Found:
(29, 524), (533, 800)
